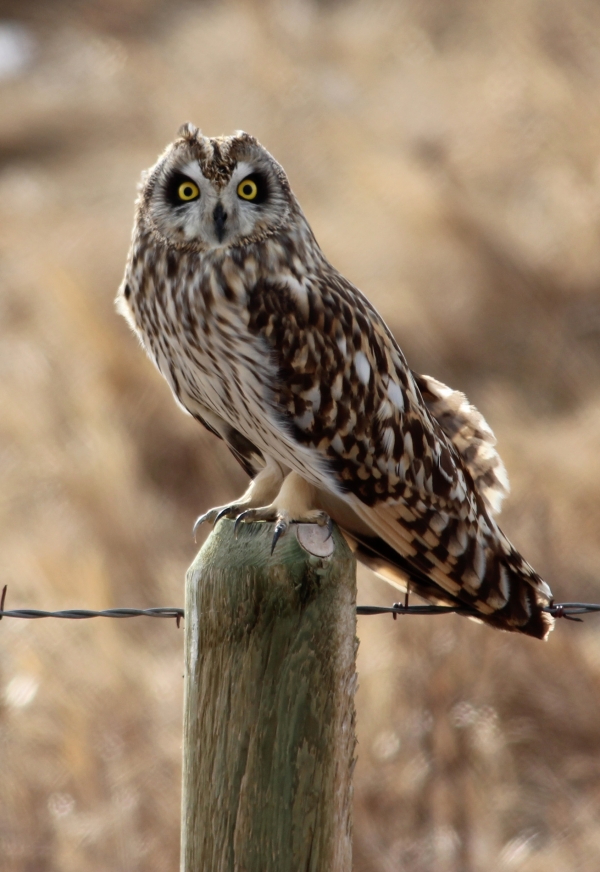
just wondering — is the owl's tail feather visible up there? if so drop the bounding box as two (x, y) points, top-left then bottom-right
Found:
(348, 533), (553, 640)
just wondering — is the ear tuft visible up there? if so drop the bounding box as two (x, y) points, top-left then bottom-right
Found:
(178, 122), (200, 141)
(234, 130), (257, 145)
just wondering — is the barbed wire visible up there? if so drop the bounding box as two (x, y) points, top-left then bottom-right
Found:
(358, 603), (600, 622)
(0, 585), (598, 626)
(0, 585), (184, 626)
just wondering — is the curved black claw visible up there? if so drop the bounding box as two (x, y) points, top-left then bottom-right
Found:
(215, 505), (236, 524)
(324, 515), (334, 541)
(193, 505), (239, 541)
(234, 510), (253, 539)
(271, 519), (289, 554)
(193, 513), (210, 541)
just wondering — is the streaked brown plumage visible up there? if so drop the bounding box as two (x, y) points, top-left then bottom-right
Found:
(117, 123), (553, 639)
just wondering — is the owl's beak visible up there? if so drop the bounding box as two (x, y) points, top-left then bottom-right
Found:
(213, 202), (227, 243)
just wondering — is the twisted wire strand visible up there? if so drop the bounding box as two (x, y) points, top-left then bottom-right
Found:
(0, 586), (185, 625)
(356, 602), (597, 622)
(0, 584), (596, 624)
(0, 607), (185, 620)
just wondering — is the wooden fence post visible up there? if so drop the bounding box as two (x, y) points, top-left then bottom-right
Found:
(180, 518), (357, 872)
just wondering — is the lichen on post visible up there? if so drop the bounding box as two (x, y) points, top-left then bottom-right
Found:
(181, 519), (357, 872)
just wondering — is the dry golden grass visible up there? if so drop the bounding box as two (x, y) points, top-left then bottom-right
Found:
(1, 1), (600, 869)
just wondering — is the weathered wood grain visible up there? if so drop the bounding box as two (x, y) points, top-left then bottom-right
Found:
(181, 519), (357, 872)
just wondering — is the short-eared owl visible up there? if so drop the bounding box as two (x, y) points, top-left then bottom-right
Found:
(117, 124), (553, 639)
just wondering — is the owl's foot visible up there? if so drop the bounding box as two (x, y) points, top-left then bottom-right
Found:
(233, 506), (332, 554)
(195, 471), (329, 553)
(193, 502), (248, 539)
(193, 459), (288, 540)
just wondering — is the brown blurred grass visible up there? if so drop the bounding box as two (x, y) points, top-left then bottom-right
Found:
(1, 1), (600, 869)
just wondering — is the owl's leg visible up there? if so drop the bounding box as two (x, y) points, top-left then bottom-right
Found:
(233, 472), (331, 553)
(193, 457), (287, 538)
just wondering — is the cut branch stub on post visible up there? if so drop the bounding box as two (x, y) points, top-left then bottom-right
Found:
(181, 519), (357, 872)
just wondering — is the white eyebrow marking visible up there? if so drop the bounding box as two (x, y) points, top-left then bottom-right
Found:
(176, 160), (205, 185)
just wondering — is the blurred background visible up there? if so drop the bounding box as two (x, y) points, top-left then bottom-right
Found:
(1, 0), (600, 869)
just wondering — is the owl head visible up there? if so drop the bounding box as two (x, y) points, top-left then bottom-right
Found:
(137, 124), (297, 251)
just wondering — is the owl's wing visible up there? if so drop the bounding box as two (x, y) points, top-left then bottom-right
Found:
(265, 270), (482, 521)
(251, 271), (552, 637)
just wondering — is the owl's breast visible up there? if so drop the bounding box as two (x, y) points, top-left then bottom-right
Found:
(120, 239), (332, 485)
(124, 255), (286, 447)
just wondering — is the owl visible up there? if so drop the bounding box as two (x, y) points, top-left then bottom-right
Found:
(117, 123), (553, 639)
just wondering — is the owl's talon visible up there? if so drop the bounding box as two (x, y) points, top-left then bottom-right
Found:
(193, 503), (249, 541)
(234, 510), (254, 538)
(215, 505), (236, 524)
(193, 512), (211, 540)
(271, 520), (289, 554)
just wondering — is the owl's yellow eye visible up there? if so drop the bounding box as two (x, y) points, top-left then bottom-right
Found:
(237, 178), (258, 200)
(178, 181), (199, 201)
